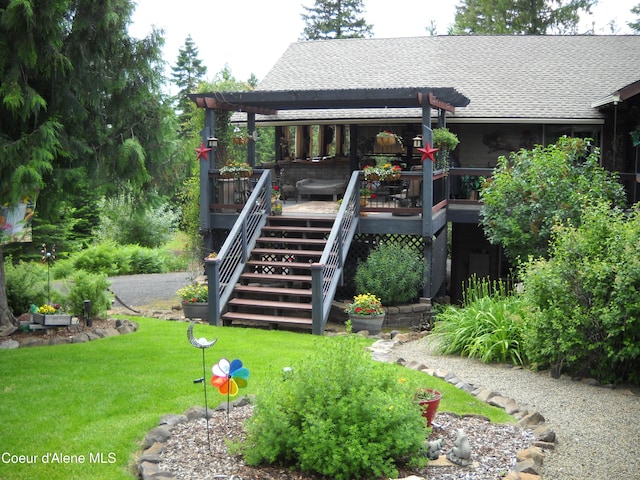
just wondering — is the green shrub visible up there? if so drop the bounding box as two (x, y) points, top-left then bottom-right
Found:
(430, 276), (529, 365)
(70, 242), (178, 276)
(64, 271), (112, 317)
(5, 259), (49, 315)
(96, 194), (179, 248)
(238, 334), (428, 479)
(354, 241), (425, 305)
(521, 202), (640, 384)
(72, 242), (131, 275)
(480, 136), (626, 264)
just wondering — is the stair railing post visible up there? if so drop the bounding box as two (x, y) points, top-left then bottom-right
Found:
(241, 216), (248, 263)
(205, 258), (222, 326)
(310, 262), (325, 335)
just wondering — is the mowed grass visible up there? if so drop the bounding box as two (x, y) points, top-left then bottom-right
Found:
(0, 317), (513, 479)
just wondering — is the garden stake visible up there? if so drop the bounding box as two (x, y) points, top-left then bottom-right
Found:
(187, 322), (218, 452)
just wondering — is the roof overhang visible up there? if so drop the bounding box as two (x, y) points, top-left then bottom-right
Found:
(591, 79), (640, 108)
(189, 87), (470, 115)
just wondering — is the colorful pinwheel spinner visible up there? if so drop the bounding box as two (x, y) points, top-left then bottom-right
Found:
(211, 358), (249, 396)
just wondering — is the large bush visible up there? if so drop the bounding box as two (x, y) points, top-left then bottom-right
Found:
(354, 241), (426, 305)
(429, 276), (529, 365)
(4, 259), (49, 315)
(64, 271), (112, 317)
(95, 194), (179, 248)
(238, 334), (428, 479)
(480, 136), (626, 264)
(69, 242), (177, 276)
(521, 202), (640, 384)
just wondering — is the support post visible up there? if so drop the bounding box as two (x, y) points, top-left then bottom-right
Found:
(201, 108), (216, 255)
(421, 93), (433, 298)
(247, 113), (256, 167)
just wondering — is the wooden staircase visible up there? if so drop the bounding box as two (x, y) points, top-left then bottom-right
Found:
(221, 214), (336, 329)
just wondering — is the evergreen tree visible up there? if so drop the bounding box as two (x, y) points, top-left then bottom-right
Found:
(629, 3), (640, 32)
(0, 0), (181, 330)
(451, 0), (597, 34)
(171, 35), (207, 135)
(301, 0), (373, 40)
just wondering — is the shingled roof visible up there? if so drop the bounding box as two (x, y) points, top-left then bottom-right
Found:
(255, 35), (640, 123)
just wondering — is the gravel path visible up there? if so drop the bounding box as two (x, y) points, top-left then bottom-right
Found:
(108, 272), (193, 309)
(391, 336), (640, 479)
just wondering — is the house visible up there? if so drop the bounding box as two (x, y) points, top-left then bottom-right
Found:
(190, 35), (640, 332)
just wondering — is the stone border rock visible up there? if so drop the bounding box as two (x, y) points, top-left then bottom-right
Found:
(0, 319), (139, 349)
(137, 397), (251, 480)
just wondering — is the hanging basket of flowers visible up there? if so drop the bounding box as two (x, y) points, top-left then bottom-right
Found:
(376, 130), (400, 146)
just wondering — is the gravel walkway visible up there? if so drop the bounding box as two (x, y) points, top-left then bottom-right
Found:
(390, 336), (640, 479)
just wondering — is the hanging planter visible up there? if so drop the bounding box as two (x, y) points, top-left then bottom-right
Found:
(376, 131), (400, 146)
(232, 136), (250, 145)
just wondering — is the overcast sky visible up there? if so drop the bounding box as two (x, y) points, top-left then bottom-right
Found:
(129, 0), (638, 86)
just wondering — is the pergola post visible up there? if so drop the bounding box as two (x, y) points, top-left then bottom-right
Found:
(201, 107), (216, 255)
(421, 95), (433, 299)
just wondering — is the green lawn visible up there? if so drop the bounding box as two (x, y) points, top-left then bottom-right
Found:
(0, 317), (512, 479)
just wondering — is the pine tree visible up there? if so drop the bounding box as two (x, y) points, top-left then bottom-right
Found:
(171, 35), (208, 135)
(629, 3), (640, 32)
(0, 0), (181, 331)
(451, 0), (597, 34)
(301, 0), (373, 40)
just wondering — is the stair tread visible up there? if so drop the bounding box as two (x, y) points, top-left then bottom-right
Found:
(257, 236), (327, 245)
(252, 248), (322, 257)
(228, 298), (312, 310)
(234, 285), (312, 296)
(262, 226), (331, 233)
(268, 215), (335, 221)
(222, 311), (313, 325)
(241, 272), (312, 281)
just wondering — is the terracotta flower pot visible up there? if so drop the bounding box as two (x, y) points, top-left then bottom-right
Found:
(418, 389), (442, 427)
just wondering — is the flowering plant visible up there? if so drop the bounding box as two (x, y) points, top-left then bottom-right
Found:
(363, 163), (402, 180)
(176, 283), (208, 303)
(271, 185), (280, 198)
(376, 130), (403, 147)
(344, 293), (384, 316)
(220, 160), (252, 177)
(37, 304), (61, 314)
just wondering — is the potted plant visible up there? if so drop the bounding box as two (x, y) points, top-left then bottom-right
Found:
(376, 130), (403, 147)
(220, 160), (252, 178)
(461, 175), (484, 200)
(176, 283), (209, 320)
(363, 163), (402, 181)
(343, 293), (385, 334)
(432, 127), (459, 171)
(414, 387), (442, 427)
(32, 303), (72, 326)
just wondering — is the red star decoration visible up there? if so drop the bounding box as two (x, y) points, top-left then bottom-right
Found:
(195, 142), (212, 161)
(417, 142), (439, 162)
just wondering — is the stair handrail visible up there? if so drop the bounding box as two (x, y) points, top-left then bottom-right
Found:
(310, 170), (361, 334)
(205, 170), (272, 325)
